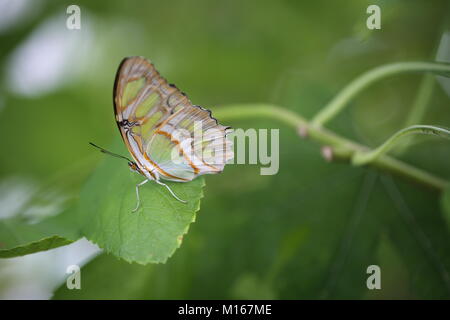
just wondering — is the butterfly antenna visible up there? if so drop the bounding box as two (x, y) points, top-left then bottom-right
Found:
(89, 142), (132, 162)
(155, 180), (187, 204)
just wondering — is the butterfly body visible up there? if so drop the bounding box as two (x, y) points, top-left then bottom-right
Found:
(109, 56), (233, 211)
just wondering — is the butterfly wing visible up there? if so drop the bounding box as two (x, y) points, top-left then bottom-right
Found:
(113, 56), (233, 182)
(147, 104), (233, 181)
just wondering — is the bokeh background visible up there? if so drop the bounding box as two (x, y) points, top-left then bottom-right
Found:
(1, 0), (450, 299)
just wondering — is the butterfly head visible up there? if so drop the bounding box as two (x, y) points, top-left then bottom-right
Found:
(128, 161), (141, 173)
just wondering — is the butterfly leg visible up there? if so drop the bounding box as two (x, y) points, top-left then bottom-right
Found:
(132, 179), (149, 212)
(155, 180), (187, 204)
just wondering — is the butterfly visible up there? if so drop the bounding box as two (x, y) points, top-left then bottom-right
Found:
(91, 56), (233, 212)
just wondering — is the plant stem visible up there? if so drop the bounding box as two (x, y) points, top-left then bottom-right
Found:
(395, 74), (435, 155)
(352, 125), (450, 165)
(214, 104), (449, 191)
(311, 62), (450, 127)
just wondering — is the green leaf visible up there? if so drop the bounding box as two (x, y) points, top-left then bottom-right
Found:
(0, 236), (72, 259)
(76, 147), (205, 264)
(0, 139), (205, 264)
(0, 208), (80, 258)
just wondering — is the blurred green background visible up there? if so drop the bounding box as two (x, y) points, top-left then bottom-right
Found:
(1, 0), (450, 299)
